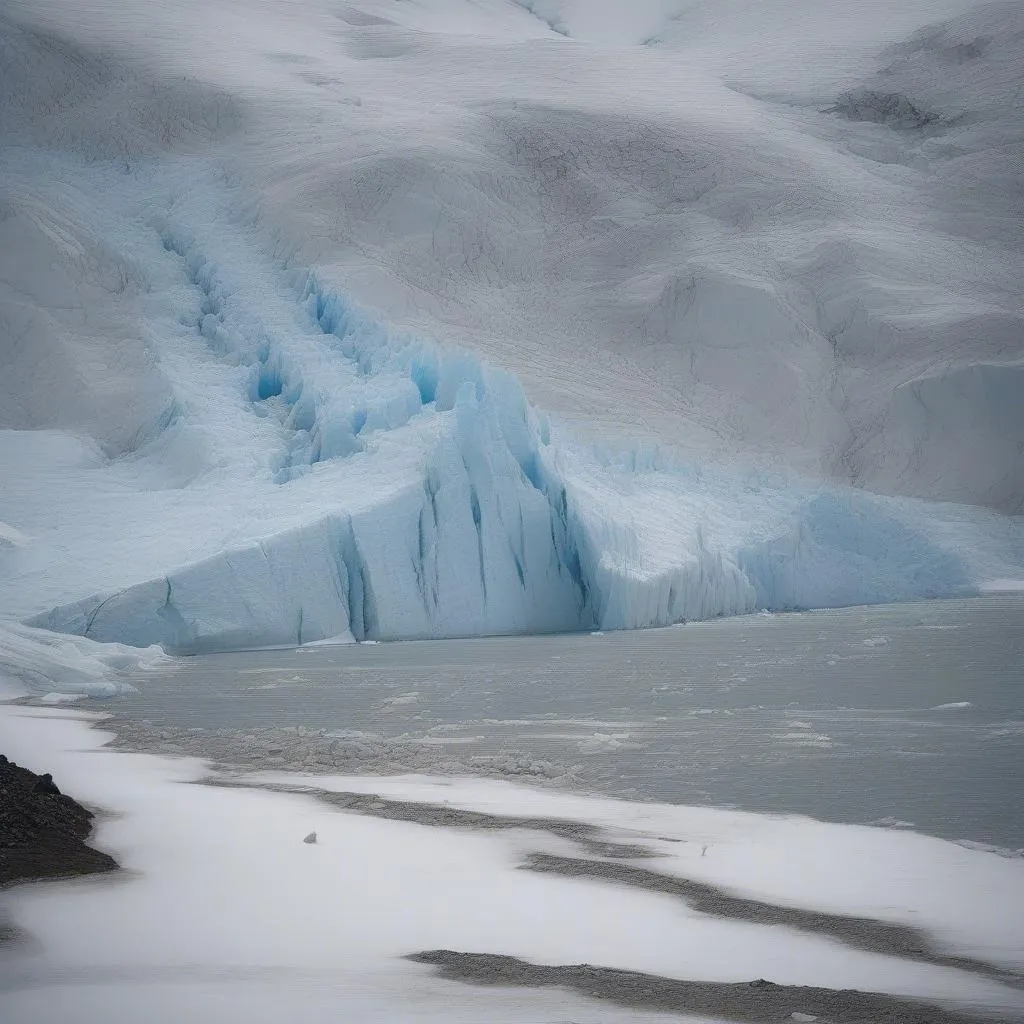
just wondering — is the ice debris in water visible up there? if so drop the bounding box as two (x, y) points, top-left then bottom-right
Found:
(101, 717), (573, 783)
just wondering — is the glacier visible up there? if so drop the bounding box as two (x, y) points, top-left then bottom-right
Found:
(6, 162), (1020, 655)
(1, 0), (1023, 663)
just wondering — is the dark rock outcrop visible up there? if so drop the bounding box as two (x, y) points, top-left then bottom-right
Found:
(0, 754), (117, 886)
(829, 88), (939, 129)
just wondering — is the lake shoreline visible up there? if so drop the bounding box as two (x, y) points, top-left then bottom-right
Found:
(2, 703), (1023, 1024)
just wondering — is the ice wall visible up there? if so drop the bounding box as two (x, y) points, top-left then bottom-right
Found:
(31, 390), (590, 652)
(27, 231), (594, 650)
(28, 249), (1016, 654)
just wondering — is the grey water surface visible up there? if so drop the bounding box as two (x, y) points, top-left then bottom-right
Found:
(107, 596), (1024, 850)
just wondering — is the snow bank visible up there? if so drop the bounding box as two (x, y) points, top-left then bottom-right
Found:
(0, 179), (177, 456)
(0, 620), (168, 698)
(0, 713), (700, 1024)
(849, 361), (1024, 513)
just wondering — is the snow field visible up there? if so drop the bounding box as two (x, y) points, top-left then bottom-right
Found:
(1, 704), (1023, 1024)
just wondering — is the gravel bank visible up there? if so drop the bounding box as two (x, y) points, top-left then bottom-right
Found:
(408, 950), (1019, 1024)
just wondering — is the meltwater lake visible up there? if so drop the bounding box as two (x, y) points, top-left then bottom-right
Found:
(103, 596), (1024, 851)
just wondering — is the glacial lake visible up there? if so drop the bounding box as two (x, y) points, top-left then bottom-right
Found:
(103, 596), (1024, 851)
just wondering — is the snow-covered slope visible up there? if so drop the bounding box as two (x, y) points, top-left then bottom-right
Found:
(1, 0), (1021, 655)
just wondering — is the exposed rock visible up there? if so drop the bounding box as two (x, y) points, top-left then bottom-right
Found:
(33, 773), (60, 796)
(0, 755), (117, 886)
(829, 88), (938, 129)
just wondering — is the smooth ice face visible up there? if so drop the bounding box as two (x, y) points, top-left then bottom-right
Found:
(1, 0), (1022, 654)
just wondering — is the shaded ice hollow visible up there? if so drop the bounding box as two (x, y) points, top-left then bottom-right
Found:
(1, 0), (1023, 659)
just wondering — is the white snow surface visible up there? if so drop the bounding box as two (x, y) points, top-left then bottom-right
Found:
(262, 770), (1024, 972)
(1, 703), (1023, 1024)
(1, 0), (1023, 651)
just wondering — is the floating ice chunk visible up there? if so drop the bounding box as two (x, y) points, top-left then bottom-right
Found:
(577, 732), (630, 753)
(954, 840), (1024, 860)
(301, 632), (356, 648)
(773, 731), (833, 749)
(868, 817), (916, 830)
(382, 692), (419, 707)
